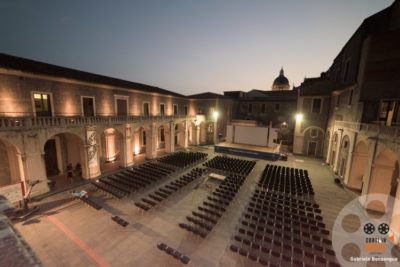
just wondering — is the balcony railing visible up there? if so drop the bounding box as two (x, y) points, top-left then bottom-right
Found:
(335, 120), (400, 140)
(0, 115), (194, 131)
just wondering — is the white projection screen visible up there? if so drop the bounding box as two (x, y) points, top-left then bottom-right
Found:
(233, 125), (268, 146)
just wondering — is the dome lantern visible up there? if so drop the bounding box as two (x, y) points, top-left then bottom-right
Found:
(272, 67), (290, 91)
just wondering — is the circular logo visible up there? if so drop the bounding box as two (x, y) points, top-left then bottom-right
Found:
(332, 193), (400, 267)
(378, 223), (390, 235)
(363, 223), (375, 235)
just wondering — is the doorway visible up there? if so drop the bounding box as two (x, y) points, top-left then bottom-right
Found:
(307, 141), (317, 156)
(44, 139), (58, 176)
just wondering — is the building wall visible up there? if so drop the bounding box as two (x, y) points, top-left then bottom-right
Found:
(0, 141), (11, 186)
(0, 72), (193, 117)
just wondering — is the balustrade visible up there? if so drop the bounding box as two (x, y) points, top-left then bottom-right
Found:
(0, 115), (193, 131)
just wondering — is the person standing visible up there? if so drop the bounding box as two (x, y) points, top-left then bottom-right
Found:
(67, 163), (73, 183)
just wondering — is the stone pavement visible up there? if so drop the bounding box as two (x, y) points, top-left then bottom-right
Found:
(13, 148), (367, 267)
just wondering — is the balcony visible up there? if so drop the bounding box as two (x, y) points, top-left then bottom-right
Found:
(0, 115), (194, 131)
(334, 120), (400, 140)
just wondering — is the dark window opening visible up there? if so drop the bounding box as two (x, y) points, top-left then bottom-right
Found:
(82, 97), (94, 116)
(312, 99), (322, 113)
(160, 104), (165, 116)
(348, 90), (353, 105)
(160, 128), (165, 142)
(116, 99), (127, 116)
(143, 103), (150, 116)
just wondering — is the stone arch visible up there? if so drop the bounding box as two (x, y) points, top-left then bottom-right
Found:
(134, 126), (147, 155)
(0, 137), (25, 187)
(157, 124), (166, 150)
(302, 127), (325, 157)
(338, 135), (350, 177)
(347, 140), (368, 190)
(187, 122), (194, 145)
(301, 126), (325, 135)
(100, 128), (123, 163)
(199, 122), (208, 145)
(43, 132), (84, 178)
(174, 122), (186, 147)
(367, 149), (399, 213)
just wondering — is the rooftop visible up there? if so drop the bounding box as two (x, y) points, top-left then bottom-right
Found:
(0, 53), (185, 98)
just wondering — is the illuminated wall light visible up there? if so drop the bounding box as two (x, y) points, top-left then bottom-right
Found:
(295, 113), (303, 122)
(213, 111), (219, 120)
(134, 145), (140, 155)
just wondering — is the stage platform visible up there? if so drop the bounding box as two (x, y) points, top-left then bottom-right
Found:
(214, 142), (285, 161)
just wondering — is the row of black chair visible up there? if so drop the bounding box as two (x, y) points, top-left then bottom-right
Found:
(157, 243), (190, 264)
(229, 164), (339, 267)
(204, 156), (256, 176)
(157, 151), (208, 168)
(135, 168), (207, 211)
(111, 216), (129, 227)
(75, 196), (102, 210)
(258, 164), (314, 195)
(180, 174), (247, 238)
(92, 161), (175, 198)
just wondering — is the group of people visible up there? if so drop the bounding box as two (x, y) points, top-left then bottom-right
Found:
(66, 163), (82, 183)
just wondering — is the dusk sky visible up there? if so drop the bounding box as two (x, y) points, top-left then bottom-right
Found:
(0, 0), (393, 95)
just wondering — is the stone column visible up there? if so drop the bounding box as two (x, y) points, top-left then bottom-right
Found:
(21, 132), (49, 196)
(146, 123), (157, 159)
(83, 126), (101, 178)
(120, 124), (134, 167)
(361, 138), (378, 202)
(183, 121), (189, 148)
(213, 120), (218, 144)
(194, 125), (200, 145)
(165, 123), (175, 153)
(325, 129), (334, 164)
(333, 129), (343, 172)
(293, 115), (304, 154)
(343, 132), (357, 185)
(23, 152), (49, 196)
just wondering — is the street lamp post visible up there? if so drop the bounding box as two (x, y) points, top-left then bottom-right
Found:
(213, 111), (219, 144)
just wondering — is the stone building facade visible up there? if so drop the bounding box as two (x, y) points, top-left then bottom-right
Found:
(293, 0), (400, 243)
(0, 54), (216, 197)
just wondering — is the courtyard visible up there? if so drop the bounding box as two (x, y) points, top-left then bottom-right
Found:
(14, 147), (360, 267)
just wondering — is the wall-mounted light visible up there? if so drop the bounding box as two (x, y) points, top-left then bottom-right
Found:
(213, 111), (219, 120)
(295, 113), (303, 122)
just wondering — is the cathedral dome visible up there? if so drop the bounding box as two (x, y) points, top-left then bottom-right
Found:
(272, 68), (290, 91)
